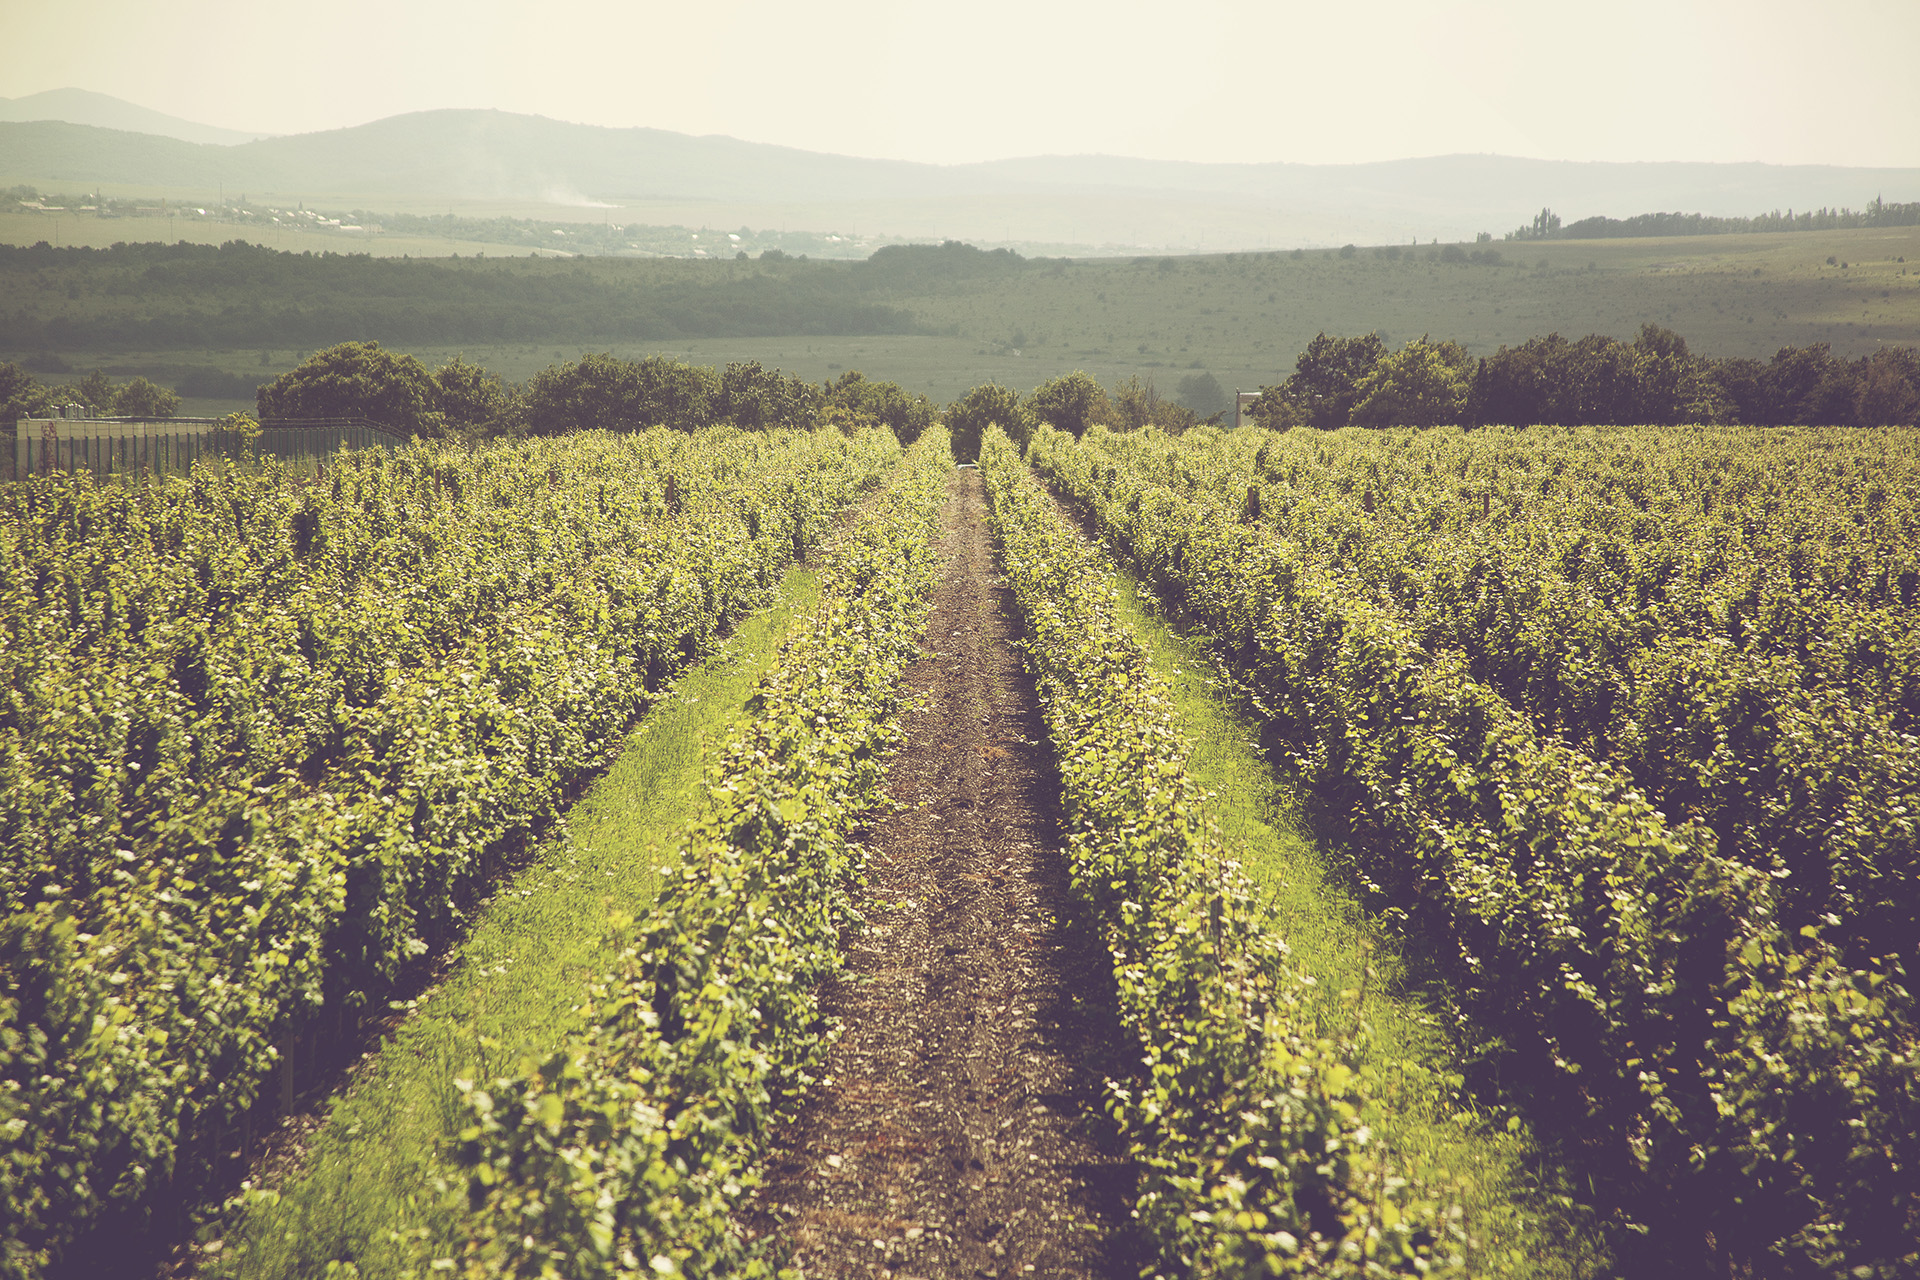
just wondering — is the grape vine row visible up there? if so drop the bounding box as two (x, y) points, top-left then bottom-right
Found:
(442, 429), (953, 1278)
(983, 428), (1462, 1276)
(0, 426), (897, 1279)
(1030, 422), (1917, 1278)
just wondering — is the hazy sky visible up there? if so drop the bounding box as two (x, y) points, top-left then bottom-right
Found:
(4, 0), (1918, 169)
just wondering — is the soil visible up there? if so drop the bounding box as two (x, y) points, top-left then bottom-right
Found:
(741, 468), (1143, 1279)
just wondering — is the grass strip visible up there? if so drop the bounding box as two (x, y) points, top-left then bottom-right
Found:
(426, 431), (953, 1279)
(1036, 423), (1918, 1278)
(212, 565), (827, 1279)
(982, 426), (1461, 1277)
(2, 426), (899, 1280)
(1105, 571), (1607, 1277)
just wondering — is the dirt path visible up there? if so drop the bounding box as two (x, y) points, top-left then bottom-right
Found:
(744, 468), (1141, 1279)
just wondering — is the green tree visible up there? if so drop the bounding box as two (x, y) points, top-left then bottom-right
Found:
(1764, 343), (1857, 425)
(1472, 328), (1737, 426)
(520, 353), (720, 436)
(1103, 374), (1199, 433)
(945, 383), (1028, 460)
(112, 376), (181, 419)
(824, 370), (936, 446)
(433, 356), (512, 437)
(1245, 384), (1311, 431)
(1709, 356), (1769, 424)
(1349, 337), (1472, 427)
(257, 340), (444, 436)
(66, 370), (116, 412)
(1508, 207), (1562, 241)
(1855, 347), (1920, 425)
(1629, 324), (1730, 424)
(1174, 369), (1227, 420)
(219, 409), (263, 455)
(720, 361), (819, 431)
(1110, 374), (1158, 431)
(1278, 331), (1388, 428)
(1028, 371), (1109, 438)
(0, 360), (50, 422)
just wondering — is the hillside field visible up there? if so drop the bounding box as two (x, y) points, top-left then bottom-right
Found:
(6, 225), (1916, 414)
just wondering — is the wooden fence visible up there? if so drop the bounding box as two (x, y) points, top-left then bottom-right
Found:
(6, 412), (407, 483)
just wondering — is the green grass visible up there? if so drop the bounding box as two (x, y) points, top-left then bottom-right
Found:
(211, 565), (823, 1280)
(1107, 574), (1611, 1277)
(0, 208), (529, 259)
(891, 225), (1920, 390)
(11, 222), (1918, 420)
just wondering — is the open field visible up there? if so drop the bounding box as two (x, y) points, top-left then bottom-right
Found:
(584, 226), (1920, 396)
(0, 177), (699, 229)
(0, 208), (554, 258)
(8, 226), (1916, 419)
(892, 225), (1920, 373)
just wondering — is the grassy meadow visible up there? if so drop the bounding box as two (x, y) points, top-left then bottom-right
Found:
(889, 225), (1920, 391)
(0, 208), (534, 259)
(8, 224), (1917, 416)
(606, 226), (1920, 405)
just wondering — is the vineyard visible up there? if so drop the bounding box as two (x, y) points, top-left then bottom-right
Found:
(1028, 420), (1919, 1276)
(2, 410), (1916, 1280)
(0, 425), (900, 1275)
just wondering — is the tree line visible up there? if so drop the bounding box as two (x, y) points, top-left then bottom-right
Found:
(0, 239), (936, 352)
(947, 328), (1918, 456)
(12, 325), (1913, 456)
(1244, 327), (1920, 430)
(267, 340), (1206, 454)
(1508, 197), (1920, 242)
(241, 341), (940, 444)
(6, 342), (1227, 463)
(0, 361), (181, 421)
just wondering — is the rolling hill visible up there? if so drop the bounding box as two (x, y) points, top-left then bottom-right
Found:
(5, 100), (1920, 252)
(0, 88), (272, 146)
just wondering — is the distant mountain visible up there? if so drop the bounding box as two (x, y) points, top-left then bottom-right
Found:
(0, 109), (950, 203)
(4, 105), (1919, 251)
(230, 110), (947, 204)
(0, 88), (272, 146)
